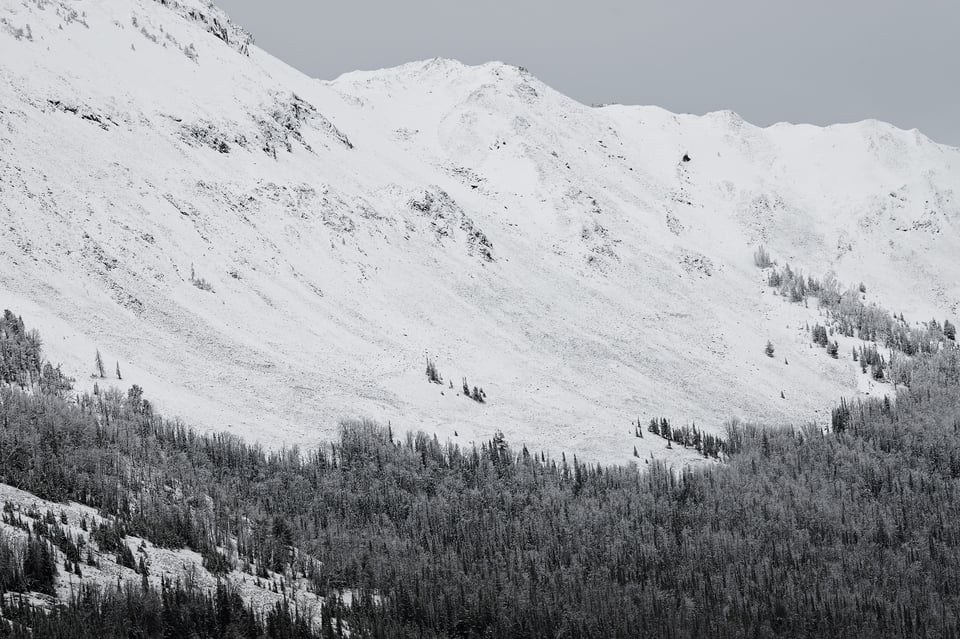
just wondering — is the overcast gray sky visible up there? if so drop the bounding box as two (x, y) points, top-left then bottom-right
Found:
(216, 0), (959, 146)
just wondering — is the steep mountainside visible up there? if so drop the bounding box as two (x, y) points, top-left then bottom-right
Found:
(1, 0), (959, 462)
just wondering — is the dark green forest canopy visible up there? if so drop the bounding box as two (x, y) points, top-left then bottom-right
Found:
(3, 311), (960, 638)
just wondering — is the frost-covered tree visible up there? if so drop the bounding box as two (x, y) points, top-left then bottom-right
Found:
(826, 341), (839, 359)
(425, 357), (442, 384)
(753, 246), (773, 268)
(765, 340), (775, 358)
(946, 320), (956, 341)
(95, 349), (105, 378)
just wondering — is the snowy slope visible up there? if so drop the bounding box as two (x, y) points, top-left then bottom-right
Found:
(1, 0), (959, 463)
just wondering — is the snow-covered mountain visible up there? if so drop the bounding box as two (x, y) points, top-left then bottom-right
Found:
(2, 0), (958, 463)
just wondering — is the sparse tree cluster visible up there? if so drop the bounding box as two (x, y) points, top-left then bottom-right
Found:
(424, 357), (442, 384)
(425, 359), (488, 402)
(189, 263), (215, 293)
(753, 245), (773, 268)
(758, 251), (957, 382)
(647, 417), (723, 458)
(461, 376), (485, 403)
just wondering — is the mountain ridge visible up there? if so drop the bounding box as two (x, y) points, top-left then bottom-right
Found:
(2, 0), (959, 463)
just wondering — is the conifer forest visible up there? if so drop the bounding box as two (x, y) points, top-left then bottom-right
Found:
(3, 310), (960, 637)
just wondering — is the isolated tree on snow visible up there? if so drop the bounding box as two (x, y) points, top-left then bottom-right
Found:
(765, 340), (775, 358)
(116, 361), (122, 380)
(754, 246), (773, 268)
(425, 357), (442, 384)
(95, 349), (105, 378)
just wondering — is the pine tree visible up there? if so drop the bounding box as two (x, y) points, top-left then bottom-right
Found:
(827, 341), (839, 358)
(648, 418), (660, 437)
(660, 418), (672, 440)
(95, 349), (105, 378)
(753, 246), (773, 268)
(425, 357), (442, 384)
(23, 536), (57, 595)
(872, 362), (885, 381)
(945, 319), (956, 341)
(765, 340), (775, 358)
(116, 361), (122, 380)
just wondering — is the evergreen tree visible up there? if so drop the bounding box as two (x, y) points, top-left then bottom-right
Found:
(765, 340), (775, 357)
(22, 535), (57, 595)
(94, 349), (105, 378)
(754, 246), (773, 268)
(648, 418), (660, 436)
(425, 357), (442, 384)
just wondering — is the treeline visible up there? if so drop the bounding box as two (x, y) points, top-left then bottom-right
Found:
(3, 312), (960, 636)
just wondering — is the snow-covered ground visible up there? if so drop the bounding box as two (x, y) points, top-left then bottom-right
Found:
(1, 0), (958, 464)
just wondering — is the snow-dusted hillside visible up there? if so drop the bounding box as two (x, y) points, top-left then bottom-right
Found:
(1, 0), (959, 463)
(0, 482), (322, 620)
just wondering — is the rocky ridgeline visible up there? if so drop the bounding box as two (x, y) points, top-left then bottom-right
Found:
(152, 0), (254, 55)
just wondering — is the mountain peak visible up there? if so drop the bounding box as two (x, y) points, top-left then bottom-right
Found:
(329, 57), (533, 89)
(3, 0), (960, 466)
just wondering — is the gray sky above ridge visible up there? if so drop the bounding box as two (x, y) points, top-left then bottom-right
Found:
(216, 0), (959, 146)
